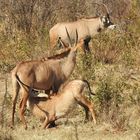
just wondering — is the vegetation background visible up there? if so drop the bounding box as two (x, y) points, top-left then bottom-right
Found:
(0, 0), (140, 139)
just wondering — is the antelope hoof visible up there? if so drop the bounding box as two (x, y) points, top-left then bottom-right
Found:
(93, 119), (97, 125)
(24, 125), (28, 130)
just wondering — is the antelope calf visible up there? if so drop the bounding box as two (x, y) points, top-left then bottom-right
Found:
(27, 80), (96, 129)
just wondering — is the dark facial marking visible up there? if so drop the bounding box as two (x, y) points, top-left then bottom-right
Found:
(101, 16), (114, 28)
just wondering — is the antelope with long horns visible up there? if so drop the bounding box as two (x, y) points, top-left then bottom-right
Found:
(11, 28), (90, 129)
(49, 3), (116, 49)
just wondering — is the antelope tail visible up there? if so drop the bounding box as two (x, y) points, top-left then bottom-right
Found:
(82, 80), (96, 96)
(15, 74), (31, 89)
(15, 74), (39, 98)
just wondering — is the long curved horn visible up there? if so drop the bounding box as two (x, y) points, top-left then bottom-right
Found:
(58, 37), (68, 48)
(92, 2), (109, 16)
(101, 3), (109, 15)
(65, 27), (72, 47)
(75, 29), (78, 46)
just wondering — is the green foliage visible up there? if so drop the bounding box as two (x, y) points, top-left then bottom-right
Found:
(76, 52), (95, 81)
(129, 84), (140, 105)
(94, 71), (130, 130)
(0, 27), (49, 73)
(0, 61), (14, 73)
(95, 72), (124, 115)
(0, 0), (140, 136)
(92, 30), (139, 66)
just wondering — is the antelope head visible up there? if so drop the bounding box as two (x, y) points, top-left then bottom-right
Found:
(95, 3), (116, 30)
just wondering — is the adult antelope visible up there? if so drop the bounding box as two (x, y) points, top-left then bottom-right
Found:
(27, 79), (96, 129)
(11, 29), (90, 129)
(49, 3), (116, 49)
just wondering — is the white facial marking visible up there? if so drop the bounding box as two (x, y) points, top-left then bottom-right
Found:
(107, 20), (110, 24)
(108, 25), (116, 29)
(102, 18), (106, 23)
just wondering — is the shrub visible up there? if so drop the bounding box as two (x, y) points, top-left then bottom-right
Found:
(95, 70), (126, 120)
(129, 84), (140, 106)
(92, 30), (139, 66)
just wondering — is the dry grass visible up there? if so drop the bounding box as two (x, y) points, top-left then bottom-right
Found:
(0, 117), (140, 140)
(0, 1), (140, 139)
(0, 62), (140, 140)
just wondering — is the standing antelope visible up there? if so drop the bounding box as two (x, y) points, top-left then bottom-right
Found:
(49, 3), (116, 49)
(27, 79), (96, 129)
(11, 29), (90, 129)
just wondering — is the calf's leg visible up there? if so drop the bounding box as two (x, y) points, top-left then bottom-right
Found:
(42, 115), (56, 129)
(77, 101), (89, 122)
(76, 95), (96, 124)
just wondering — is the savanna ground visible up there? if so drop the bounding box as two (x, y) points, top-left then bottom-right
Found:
(0, 0), (140, 139)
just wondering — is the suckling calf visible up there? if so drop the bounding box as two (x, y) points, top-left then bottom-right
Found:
(27, 80), (96, 129)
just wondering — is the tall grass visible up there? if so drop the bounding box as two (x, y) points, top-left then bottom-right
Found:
(0, 27), (50, 73)
(0, 1), (140, 139)
(92, 30), (140, 66)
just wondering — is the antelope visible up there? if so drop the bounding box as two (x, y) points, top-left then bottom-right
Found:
(27, 79), (96, 129)
(49, 3), (116, 49)
(11, 29), (90, 129)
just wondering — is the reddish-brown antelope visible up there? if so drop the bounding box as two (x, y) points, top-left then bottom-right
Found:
(11, 29), (90, 129)
(49, 3), (116, 49)
(27, 79), (96, 129)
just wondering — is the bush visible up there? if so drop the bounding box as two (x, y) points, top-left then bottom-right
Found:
(75, 52), (95, 81)
(92, 70), (132, 131)
(96, 74), (124, 115)
(92, 30), (139, 66)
